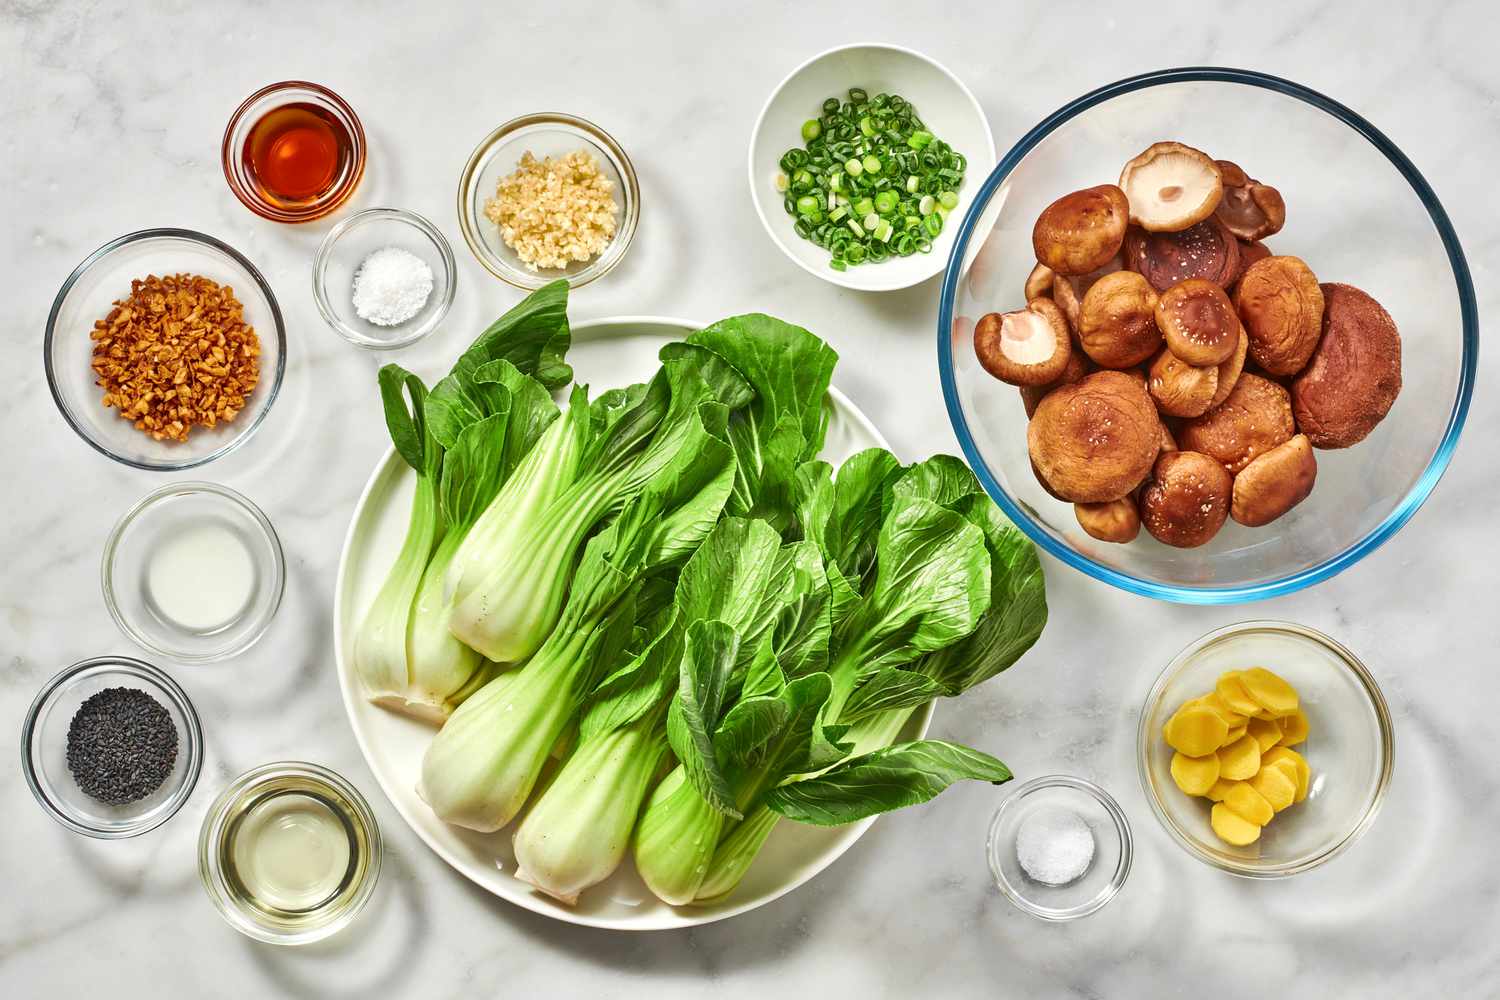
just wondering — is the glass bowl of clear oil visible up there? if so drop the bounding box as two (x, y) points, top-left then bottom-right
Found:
(199, 762), (381, 945)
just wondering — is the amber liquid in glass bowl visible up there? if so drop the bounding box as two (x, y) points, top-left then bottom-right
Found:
(242, 103), (353, 210)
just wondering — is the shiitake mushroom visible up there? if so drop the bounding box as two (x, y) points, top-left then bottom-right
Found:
(1020, 348), (1091, 418)
(1139, 450), (1233, 548)
(974, 298), (1072, 386)
(1156, 279), (1241, 366)
(1024, 262), (1055, 302)
(1124, 217), (1241, 293)
(1032, 185), (1130, 276)
(1235, 256), (1325, 376)
(1148, 347), (1218, 418)
(1052, 253), (1123, 334)
(1027, 370), (1161, 503)
(1291, 283), (1402, 448)
(1178, 373), (1295, 475)
(1078, 271), (1161, 368)
(1232, 434), (1317, 526)
(1209, 329), (1249, 410)
(1214, 160), (1286, 242)
(1119, 142), (1224, 232)
(1075, 497), (1141, 543)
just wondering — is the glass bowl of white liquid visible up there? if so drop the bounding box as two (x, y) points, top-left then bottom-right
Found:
(102, 482), (285, 663)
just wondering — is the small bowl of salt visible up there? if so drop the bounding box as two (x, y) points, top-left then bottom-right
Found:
(986, 774), (1132, 922)
(312, 208), (456, 350)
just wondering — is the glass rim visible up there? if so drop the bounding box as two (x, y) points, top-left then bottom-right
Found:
(101, 480), (286, 662)
(985, 773), (1133, 921)
(936, 66), (1480, 604)
(21, 655), (204, 839)
(1135, 619), (1395, 878)
(43, 227), (289, 471)
(455, 111), (639, 290)
(220, 80), (367, 223)
(311, 207), (458, 350)
(197, 760), (383, 946)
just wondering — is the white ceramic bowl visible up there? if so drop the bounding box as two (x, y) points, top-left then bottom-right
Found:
(749, 43), (995, 292)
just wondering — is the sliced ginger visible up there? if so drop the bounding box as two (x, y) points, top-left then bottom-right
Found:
(1218, 733), (1261, 780)
(1165, 668), (1314, 846)
(1164, 704), (1230, 757)
(1171, 751), (1221, 796)
(1240, 667), (1298, 717)
(1246, 715), (1283, 753)
(1211, 802), (1262, 846)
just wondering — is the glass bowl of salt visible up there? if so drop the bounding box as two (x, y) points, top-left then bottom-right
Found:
(986, 774), (1133, 921)
(312, 208), (456, 350)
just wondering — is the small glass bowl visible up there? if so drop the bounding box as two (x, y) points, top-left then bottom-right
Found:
(457, 112), (639, 289)
(221, 81), (366, 223)
(103, 482), (285, 663)
(312, 208), (457, 349)
(22, 656), (204, 838)
(199, 762), (383, 945)
(987, 775), (1132, 921)
(44, 229), (287, 471)
(1138, 621), (1394, 877)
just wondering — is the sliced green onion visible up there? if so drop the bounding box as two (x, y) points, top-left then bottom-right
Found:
(852, 196), (874, 217)
(862, 213), (880, 232)
(938, 190), (959, 210)
(906, 175), (920, 193)
(874, 190), (898, 214)
(828, 205), (849, 222)
(861, 154), (881, 175)
(845, 158), (863, 177)
(829, 257), (847, 272)
(924, 213), (943, 237)
(801, 119), (822, 142)
(919, 194), (936, 216)
(773, 172), (788, 192)
(796, 195), (820, 216)
(847, 218), (864, 237)
(849, 87), (868, 103)
(907, 130), (934, 150)
(875, 220), (894, 242)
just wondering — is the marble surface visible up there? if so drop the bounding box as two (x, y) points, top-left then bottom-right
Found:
(2, 1), (1495, 996)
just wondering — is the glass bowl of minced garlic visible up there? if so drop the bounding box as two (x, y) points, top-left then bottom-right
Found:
(457, 112), (639, 290)
(1137, 620), (1393, 877)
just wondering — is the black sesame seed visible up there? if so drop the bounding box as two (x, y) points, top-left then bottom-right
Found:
(65, 687), (179, 805)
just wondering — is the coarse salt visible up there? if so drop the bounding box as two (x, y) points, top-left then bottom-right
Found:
(1015, 805), (1095, 886)
(352, 246), (434, 327)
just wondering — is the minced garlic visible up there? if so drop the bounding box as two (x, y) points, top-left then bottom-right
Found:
(484, 150), (618, 271)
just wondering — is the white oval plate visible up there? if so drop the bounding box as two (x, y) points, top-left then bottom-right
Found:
(334, 316), (932, 930)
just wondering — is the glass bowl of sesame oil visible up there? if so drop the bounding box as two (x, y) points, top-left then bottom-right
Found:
(222, 81), (365, 223)
(199, 762), (382, 945)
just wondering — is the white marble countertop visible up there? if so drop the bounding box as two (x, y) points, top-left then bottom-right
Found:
(3, 1), (1496, 996)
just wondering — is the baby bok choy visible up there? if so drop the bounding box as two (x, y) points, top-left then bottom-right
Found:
(689, 455), (1049, 904)
(511, 517), (831, 903)
(352, 281), (574, 720)
(447, 343), (754, 664)
(419, 399), (738, 832)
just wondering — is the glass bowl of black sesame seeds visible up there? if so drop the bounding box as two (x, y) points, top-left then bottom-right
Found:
(22, 656), (203, 838)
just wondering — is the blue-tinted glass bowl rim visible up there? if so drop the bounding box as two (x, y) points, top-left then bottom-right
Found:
(937, 66), (1478, 604)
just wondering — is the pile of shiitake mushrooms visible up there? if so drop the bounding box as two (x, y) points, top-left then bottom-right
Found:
(974, 141), (1402, 548)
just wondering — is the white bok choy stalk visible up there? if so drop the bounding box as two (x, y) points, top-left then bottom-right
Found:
(512, 517), (831, 904)
(419, 401), (738, 832)
(690, 457), (1049, 904)
(351, 281), (574, 719)
(448, 344), (754, 664)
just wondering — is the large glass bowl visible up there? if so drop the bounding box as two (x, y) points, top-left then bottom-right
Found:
(938, 68), (1478, 603)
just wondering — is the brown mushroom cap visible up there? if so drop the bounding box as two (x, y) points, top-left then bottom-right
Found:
(974, 298), (1072, 387)
(1020, 348), (1090, 418)
(1025, 262), (1055, 302)
(1079, 271), (1161, 368)
(1209, 329), (1249, 409)
(1119, 142), (1224, 232)
(1139, 450), (1233, 547)
(1053, 253), (1123, 334)
(1235, 256), (1325, 376)
(1027, 370), (1161, 502)
(1156, 278), (1241, 366)
(1232, 434), (1317, 527)
(1158, 416), (1179, 453)
(1075, 497), (1141, 543)
(1214, 160), (1287, 241)
(1148, 347), (1219, 418)
(1032, 185), (1130, 276)
(1230, 240), (1272, 290)
(1125, 217), (1241, 293)
(1291, 283), (1402, 448)
(1179, 373), (1295, 475)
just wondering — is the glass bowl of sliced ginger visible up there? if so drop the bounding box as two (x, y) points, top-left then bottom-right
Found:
(1137, 620), (1393, 877)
